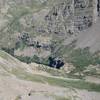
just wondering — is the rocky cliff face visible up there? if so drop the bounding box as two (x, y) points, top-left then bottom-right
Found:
(45, 0), (96, 33)
(45, 0), (74, 36)
(74, 0), (94, 31)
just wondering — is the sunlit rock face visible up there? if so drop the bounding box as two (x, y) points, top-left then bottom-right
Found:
(74, 0), (100, 31)
(0, 0), (99, 33)
(45, 0), (99, 34)
(45, 0), (74, 37)
(74, 0), (94, 31)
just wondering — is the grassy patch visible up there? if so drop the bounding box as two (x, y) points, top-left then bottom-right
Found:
(12, 69), (100, 92)
(46, 94), (69, 100)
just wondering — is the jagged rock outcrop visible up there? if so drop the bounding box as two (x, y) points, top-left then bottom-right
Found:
(45, 0), (100, 33)
(45, 0), (74, 36)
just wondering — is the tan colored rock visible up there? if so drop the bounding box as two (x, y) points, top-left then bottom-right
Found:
(61, 63), (75, 73)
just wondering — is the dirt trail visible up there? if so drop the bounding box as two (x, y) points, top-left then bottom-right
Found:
(0, 75), (100, 100)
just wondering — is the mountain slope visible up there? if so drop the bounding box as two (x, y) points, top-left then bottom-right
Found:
(0, 50), (100, 100)
(76, 18), (100, 52)
(0, 50), (33, 74)
(0, 0), (100, 99)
